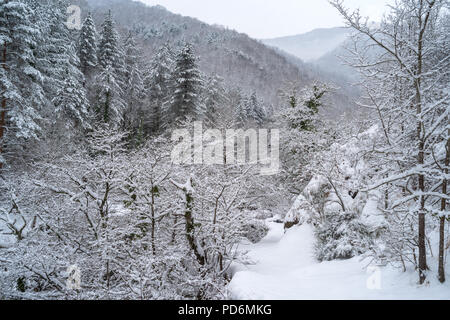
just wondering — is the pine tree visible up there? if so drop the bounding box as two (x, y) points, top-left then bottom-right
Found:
(95, 64), (125, 125)
(284, 83), (328, 132)
(95, 11), (125, 125)
(169, 43), (204, 124)
(35, 1), (88, 128)
(144, 43), (174, 133)
(0, 0), (44, 168)
(78, 12), (98, 76)
(233, 91), (248, 127)
(246, 92), (265, 125)
(123, 32), (145, 133)
(203, 74), (227, 126)
(98, 10), (124, 77)
(37, 2), (79, 95)
(53, 68), (90, 129)
(315, 210), (372, 261)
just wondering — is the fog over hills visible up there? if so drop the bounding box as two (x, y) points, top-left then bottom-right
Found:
(77, 0), (310, 106)
(72, 0), (360, 113)
(262, 27), (350, 62)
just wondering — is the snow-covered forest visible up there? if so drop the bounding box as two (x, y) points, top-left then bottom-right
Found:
(0, 0), (449, 300)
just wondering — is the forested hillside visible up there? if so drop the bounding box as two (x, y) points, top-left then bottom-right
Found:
(77, 0), (312, 106)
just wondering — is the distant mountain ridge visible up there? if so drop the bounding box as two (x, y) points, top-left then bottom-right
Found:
(71, 0), (359, 114)
(75, 0), (312, 106)
(262, 27), (350, 62)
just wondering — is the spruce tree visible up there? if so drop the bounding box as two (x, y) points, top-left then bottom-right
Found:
(95, 10), (125, 125)
(36, 1), (88, 128)
(37, 2), (82, 96)
(233, 94), (248, 128)
(98, 10), (124, 77)
(95, 64), (125, 125)
(246, 92), (265, 125)
(203, 74), (227, 126)
(0, 0), (44, 164)
(144, 43), (174, 133)
(123, 32), (145, 133)
(79, 12), (98, 76)
(53, 68), (90, 129)
(170, 43), (204, 124)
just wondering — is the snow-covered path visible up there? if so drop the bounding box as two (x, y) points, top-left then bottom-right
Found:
(229, 220), (450, 300)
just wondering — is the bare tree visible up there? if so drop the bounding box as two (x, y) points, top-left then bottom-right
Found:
(330, 0), (449, 283)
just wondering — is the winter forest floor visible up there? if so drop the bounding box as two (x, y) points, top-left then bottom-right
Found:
(228, 218), (450, 300)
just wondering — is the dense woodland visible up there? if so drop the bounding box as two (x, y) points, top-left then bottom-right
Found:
(0, 0), (449, 299)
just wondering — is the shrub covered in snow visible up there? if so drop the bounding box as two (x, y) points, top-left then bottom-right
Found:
(284, 175), (331, 229)
(240, 220), (269, 244)
(314, 210), (373, 261)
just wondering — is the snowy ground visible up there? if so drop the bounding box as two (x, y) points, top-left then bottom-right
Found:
(229, 219), (450, 300)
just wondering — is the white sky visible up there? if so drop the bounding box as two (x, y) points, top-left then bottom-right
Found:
(139, 0), (391, 39)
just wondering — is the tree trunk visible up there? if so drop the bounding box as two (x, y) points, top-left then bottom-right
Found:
(415, 0), (436, 285)
(418, 140), (428, 284)
(151, 188), (156, 256)
(438, 216), (446, 283)
(438, 133), (449, 283)
(184, 185), (205, 265)
(0, 41), (7, 171)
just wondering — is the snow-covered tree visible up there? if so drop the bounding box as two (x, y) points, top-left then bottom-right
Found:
(315, 210), (372, 261)
(94, 64), (125, 125)
(98, 11), (119, 69)
(78, 12), (98, 76)
(169, 43), (205, 125)
(278, 82), (335, 193)
(233, 93), (249, 128)
(52, 69), (90, 129)
(35, 1), (88, 127)
(0, 0), (44, 168)
(246, 92), (265, 126)
(331, 0), (449, 284)
(144, 43), (175, 133)
(95, 11), (126, 125)
(202, 74), (228, 126)
(97, 10), (124, 79)
(122, 32), (145, 135)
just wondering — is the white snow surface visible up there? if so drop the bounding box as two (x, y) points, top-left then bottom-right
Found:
(229, 219), (450, 300)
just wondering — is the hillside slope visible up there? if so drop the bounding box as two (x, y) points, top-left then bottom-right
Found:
(76, 0), (311, 105)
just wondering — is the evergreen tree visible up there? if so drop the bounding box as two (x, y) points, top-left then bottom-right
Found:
(285, 83), (328, 132)
(233, 93), (248, 128)
(53, 68), (90, 129)
(36, 1), (88, 128)
(78, 12), (98, 76)
(98, 10), (124, 77)
(203, 74), (227, 126)
(169, 43), (204, 124)
(315, 211), (372, 262)
(37, 1), (82, 97)
(246, 91), (265, 125)
(95, 11), (125, 125)
(95, 64), (125, 125)
(144, 43), (174, 133)
(0, 0), (44, 165)
(123, 32), (145, 135)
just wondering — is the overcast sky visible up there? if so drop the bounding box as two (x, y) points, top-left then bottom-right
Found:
(139, 0), (391, 39)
